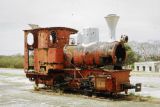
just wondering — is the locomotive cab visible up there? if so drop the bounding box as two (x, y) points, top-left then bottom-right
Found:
(24, 27), (78, 74)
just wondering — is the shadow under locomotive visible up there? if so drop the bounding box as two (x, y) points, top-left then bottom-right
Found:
(24, 26), (141, 96)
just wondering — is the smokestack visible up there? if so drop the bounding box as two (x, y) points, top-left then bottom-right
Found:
(105, 14), (119, 41)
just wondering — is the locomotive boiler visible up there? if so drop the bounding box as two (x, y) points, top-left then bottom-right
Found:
(64, 41), (126, 69)
(24, 15), (141, 95)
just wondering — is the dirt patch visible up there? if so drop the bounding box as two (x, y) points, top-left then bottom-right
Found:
(32, 87), (160, 104)
(1, 69), (160, 107)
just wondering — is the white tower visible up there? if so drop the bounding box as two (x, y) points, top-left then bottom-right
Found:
(105, 14), (119, 42)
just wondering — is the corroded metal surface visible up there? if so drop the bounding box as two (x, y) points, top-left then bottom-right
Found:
(64, 41), (126, 68)
(24, 27), (77, 74)
(23, 26), (140, 94)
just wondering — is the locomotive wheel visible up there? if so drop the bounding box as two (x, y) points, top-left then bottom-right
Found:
(52, 75), (66, 91)
(52, 87), (64, 94)
(34, 78), (39, 91)
(83, 89), (93, 97)
(34, 84), (40, 91)
(54, 75), (65, 85)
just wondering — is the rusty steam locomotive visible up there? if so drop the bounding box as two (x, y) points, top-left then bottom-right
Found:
(24, 15), (141, 95)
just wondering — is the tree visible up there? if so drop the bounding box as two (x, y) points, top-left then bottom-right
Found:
(124, 44), (140, 66)
(129, 41), (160, 61)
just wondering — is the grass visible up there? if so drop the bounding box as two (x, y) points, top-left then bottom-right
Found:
(0, 54), (24, 69)
(35, 87), (160, 104)
(113, 92), (157, 102)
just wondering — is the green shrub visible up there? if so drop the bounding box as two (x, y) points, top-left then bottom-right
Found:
(0, 54), (24, 69)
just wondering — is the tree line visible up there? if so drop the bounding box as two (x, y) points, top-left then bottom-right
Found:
(0, 54), (24, 68)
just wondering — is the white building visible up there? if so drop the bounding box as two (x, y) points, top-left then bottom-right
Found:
(77, 28), (99, 44)
(134, 61), (160, 72)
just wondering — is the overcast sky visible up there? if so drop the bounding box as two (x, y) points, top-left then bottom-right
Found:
(0, 0), (160, 55)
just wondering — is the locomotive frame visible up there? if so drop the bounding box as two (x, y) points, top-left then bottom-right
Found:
(24, 27), (141, 95)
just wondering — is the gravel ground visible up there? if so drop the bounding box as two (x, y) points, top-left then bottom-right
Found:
(0, 68), (160, 107)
